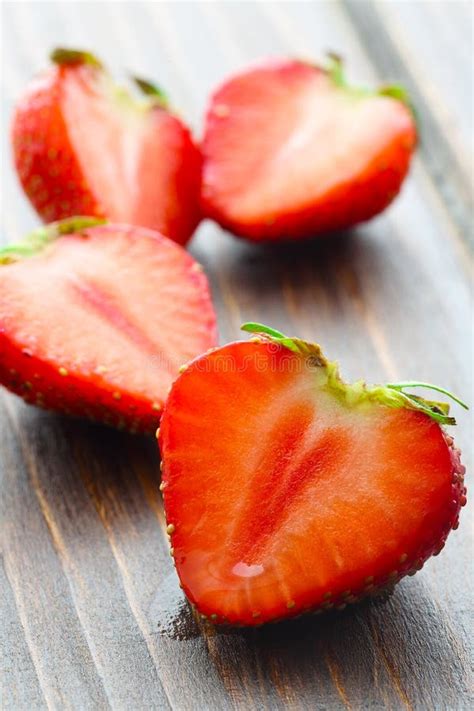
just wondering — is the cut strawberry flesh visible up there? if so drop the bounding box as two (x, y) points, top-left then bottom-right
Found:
(202, 60), (415, 236)
(61, 66), (201, 245)
(0, 225), (216, 419)
(161, 342), (455, 624)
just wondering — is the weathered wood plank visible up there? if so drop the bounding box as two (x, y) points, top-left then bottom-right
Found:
(1, 397), (112, 710)
(0, 553), (46, 710)
(344, 0), (473, 248)
(365, 0), (473, 162)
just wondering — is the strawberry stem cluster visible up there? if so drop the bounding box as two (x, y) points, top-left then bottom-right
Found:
(242, 322), (468, 426)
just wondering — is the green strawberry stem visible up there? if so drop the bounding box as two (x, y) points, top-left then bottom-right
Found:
(0, 217), (106, 264)
(241, 322), (467, 426)
(51, 48), (102, 68)
(132, 77), (168, 108)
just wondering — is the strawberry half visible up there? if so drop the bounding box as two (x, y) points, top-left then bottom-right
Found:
(159, 324), (467, 626)
(201, 56), (417, 241)
(0, 218), (217, 432)
(12, 49), (201, 246)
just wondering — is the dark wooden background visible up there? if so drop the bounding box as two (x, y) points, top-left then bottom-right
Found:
(1, 2), (473, 709)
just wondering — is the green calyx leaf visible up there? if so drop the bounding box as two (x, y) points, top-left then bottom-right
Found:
(51, 47), (102, 69)
(379, 84), (410, 105)
(132, 76), (168, 108)
(326, 52), (346, 87)
(0, 216), (106, 264)
(241, 322), (316, 356)
(242, 322), (288, 341)
(386, 382), (468, 424)
(378, 84), (417, 122)
(241, 323), (468, 427)
(322, 52), (414, 118)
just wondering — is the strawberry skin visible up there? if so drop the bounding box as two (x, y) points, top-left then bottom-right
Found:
(0, 218), (217, 432)
(159, 325), (467, 626)
(201, 57), (417, 242)
(12, 49), (201, 246)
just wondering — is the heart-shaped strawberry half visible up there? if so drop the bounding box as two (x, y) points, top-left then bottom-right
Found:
(159, 324), (467, 625)
(201, 56), (416, 242)
(0, 218), (217, 432)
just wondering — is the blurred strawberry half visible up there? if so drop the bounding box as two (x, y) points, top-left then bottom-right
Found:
(12, 48), (202, 246)
(201, 55), (417, 242)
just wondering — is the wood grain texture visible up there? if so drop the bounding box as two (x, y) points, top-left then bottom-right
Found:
(0, 2), (472, 710)
(344, 0), (473, 249)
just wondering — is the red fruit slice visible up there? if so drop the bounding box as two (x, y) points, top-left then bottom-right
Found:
(12, 49), (201, 246)
(0, 218), (217, 432)
(201, 57), (416, 241)
(159, 324), (466, 625)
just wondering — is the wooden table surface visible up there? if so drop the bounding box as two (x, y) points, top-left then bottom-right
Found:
(1, 2), (473, 710)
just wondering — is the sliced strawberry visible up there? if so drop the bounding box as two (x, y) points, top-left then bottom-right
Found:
(159, 324), (467, 625)
(201, 56), (416, 241)
(12, 49), (201, 246)
(0, 218), (217, 432)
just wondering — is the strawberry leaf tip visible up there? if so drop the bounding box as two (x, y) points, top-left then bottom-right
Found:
(386, 382), (469, 411)
(241, 323), (467, 426)
(378, 84), (417, 122)
(241, 322), (309, 355)
(379, 84), (410, 105)
(325, 52), (345, 88)
(50, 47), (102, 68)
(132, 77), (168, 108)
(0, 217), (106, 264)
(241, 322), (287, 340)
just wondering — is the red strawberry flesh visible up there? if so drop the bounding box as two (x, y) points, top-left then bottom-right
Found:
(0, 221), (217, 431)
(159, 337), (465, 625)
(12, 52), (201, 245)
(201, 59), (416, 240)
